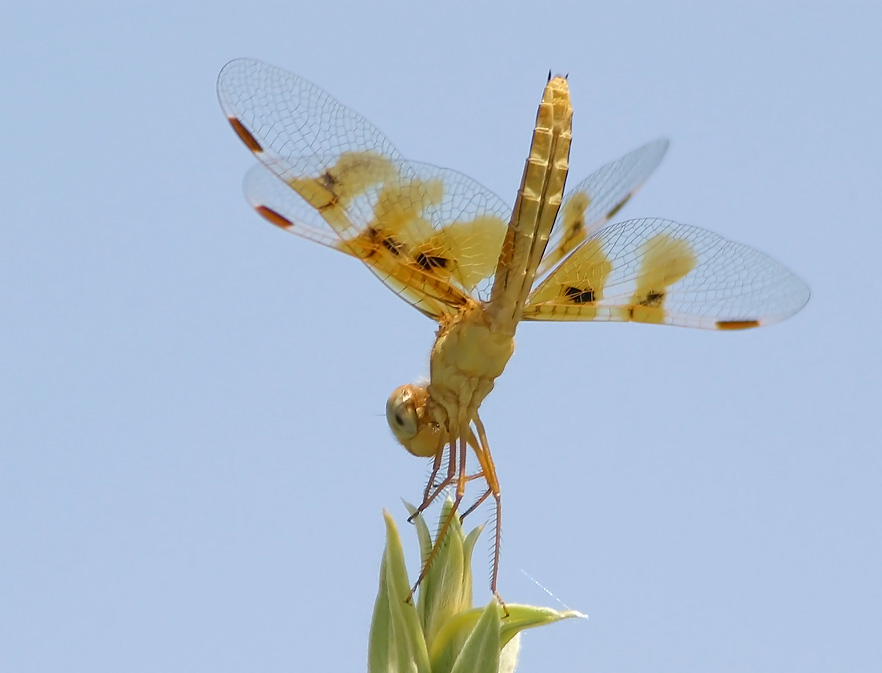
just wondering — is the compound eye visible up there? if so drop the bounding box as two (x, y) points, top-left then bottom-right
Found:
(386, 387), (419, 441)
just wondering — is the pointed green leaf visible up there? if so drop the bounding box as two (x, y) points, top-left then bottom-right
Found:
(403, 501), (432, 563)
(418, 502), (468, 648)
(448, 600), (503, 673)
(370, 505), (583, 673)
(499, 604), (587, 648)
(368, 553), (394, 673)
(497, 634), (521, 673)
(367, 511), (431, 673)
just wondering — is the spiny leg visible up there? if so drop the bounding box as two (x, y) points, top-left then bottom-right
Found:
(460, 487), (492, 520)
(421, 441), (446, 503)
(456, 420), (469, 501)
(409, 431), (457, 523)
(410, 438), (457, 522)
(470, 415), (505, 608)
(463, 426), (484, 483)
(408, 430), (469, 601)
(460, 423), (492, 517)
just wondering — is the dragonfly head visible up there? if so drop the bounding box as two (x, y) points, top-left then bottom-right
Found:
(386, 383), (444, 458)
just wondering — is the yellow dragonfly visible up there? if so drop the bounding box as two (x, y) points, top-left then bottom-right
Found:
(217, 59), (809, 600)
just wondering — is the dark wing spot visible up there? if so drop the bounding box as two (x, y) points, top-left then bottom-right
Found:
(316, 195), (340, 212)
(228, 117), (263, 153)
(716, 319), (761, 330)
(640, 290), (665, 307)
(365, 227), (403, 257)
(381, 237), (403, 256)
(311, 170), (343, 212)
(563, 285), (595, 304)
(560, 218), (585, 248)
(255, 205), (292, 229)
(607, 193), (632, 219)
(415, 252), (449, 270)
(318, 170), (339, 190)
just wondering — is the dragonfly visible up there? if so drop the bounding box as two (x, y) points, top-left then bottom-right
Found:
(217, 59), (809, 601)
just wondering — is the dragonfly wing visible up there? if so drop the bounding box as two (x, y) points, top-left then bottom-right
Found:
(243, 163), (347, 251)
(218, 59), (511, 318)
(537, 139), (669, 278)
(242, 159), (511, 318)
(525, 218), (810, 329)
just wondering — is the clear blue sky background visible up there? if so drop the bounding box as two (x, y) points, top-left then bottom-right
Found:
(2, 2), (880, 671)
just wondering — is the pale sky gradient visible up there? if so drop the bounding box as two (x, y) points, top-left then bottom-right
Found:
(2, 2), (880, 672)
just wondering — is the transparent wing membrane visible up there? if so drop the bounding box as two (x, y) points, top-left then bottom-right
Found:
(218, 59), (511, 317)
(537, 139), (669, 277)
(526, 218), (810, 328)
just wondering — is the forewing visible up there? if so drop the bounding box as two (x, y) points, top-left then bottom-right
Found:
(242, 160), (510, 318)
(525, 218), (810, 329)
(537, 140), (669, 278)
(217, 59), (510, 318)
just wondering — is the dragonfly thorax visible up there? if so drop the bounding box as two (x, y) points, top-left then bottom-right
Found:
(427, 304), (514, 421)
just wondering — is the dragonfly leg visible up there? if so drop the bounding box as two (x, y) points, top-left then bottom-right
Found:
(470, 415), (506, 612)
(408, 430), (468, 602)
(410, 437), (457, 523)
(423, 445), (443, 501)
(460, 487), (492, 519)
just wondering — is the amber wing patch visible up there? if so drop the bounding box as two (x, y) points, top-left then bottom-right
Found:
(537, 139), (669, 278)
(217, 59), (512, 318)
(525, 218), (810, 328)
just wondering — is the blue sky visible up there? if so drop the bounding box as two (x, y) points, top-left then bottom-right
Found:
(2, 1), (880, 671)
